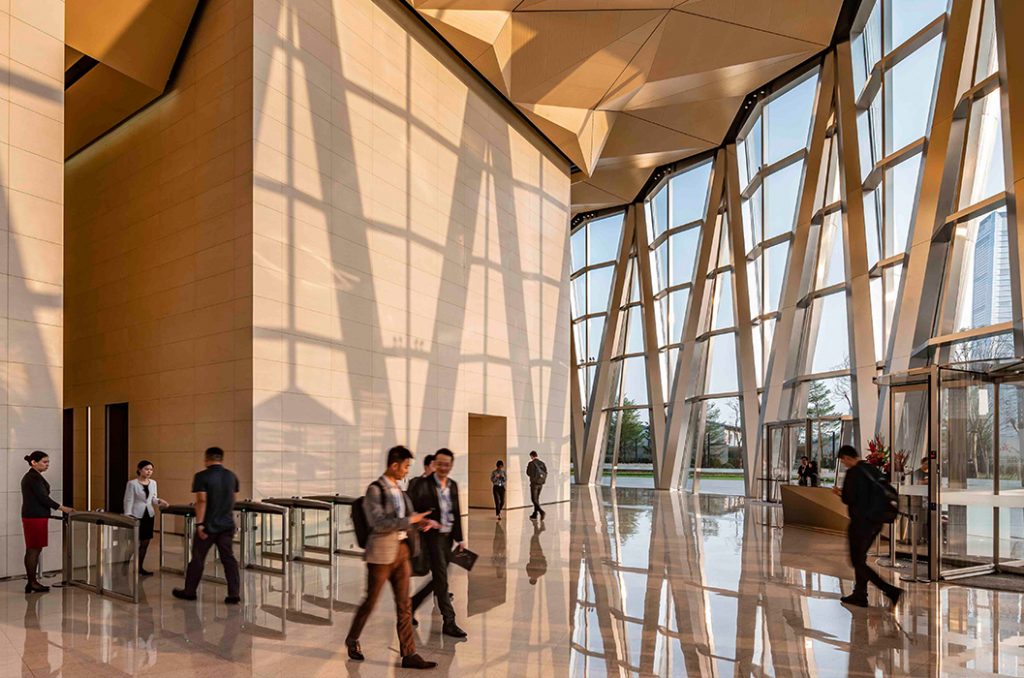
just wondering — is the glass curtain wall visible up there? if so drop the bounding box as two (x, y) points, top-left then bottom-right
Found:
(647, 160), (713, 399)
(851, 0), (948, 362)
(738, 71), (820, 388)
(567, 0), (1024, 496)
(571, 212), (625, 413)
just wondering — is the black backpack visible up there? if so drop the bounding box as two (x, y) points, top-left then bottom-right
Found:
(863, 466), (899, 524)
(531, 460), (548, 485)
(352, 481), (386, 548)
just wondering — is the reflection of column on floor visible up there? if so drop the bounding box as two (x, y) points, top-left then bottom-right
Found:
(467, 520), (507, 616)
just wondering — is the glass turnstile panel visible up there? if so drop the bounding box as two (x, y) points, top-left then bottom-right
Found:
(939, 369), (996, 575)
(100, 523), (137, 599)
(70, 519), (97, 587)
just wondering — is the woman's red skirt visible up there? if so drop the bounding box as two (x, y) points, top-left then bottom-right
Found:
(22, 518), (48, 549)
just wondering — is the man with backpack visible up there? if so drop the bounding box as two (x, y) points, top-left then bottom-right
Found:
(345, 446), (437, 670)
(834, 445), (903, 609)
(526, 450), (547, 520)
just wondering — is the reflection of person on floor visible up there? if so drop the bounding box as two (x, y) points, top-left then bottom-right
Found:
(526, 521), (547, 585)
(22, 595), (55, 678)
(834, 445), (903, 609)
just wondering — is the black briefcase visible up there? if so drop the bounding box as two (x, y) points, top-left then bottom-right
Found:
(449, 547), (478, 571)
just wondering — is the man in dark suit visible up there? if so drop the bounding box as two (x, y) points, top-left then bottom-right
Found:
(834, 445), (903, 608)
(409, 448), (467, 638)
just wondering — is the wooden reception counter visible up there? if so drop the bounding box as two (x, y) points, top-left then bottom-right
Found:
(780, 484), (850, 533)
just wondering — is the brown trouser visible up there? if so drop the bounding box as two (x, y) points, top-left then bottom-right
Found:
(346, 541), (415, 657)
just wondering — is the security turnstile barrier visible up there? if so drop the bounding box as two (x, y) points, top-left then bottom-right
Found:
(264, 498), (334, 565)
(64, 511), (140, 603)
(304, 494), (361, 555)
(237, 500), (289, 574)
(159, 504), (195, 575)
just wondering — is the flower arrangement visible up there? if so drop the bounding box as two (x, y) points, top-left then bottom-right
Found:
(865, 435), (906, 477)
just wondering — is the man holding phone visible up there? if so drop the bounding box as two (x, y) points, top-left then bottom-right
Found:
(345, 446), (437, 670)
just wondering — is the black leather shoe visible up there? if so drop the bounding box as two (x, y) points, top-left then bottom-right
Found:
(840, 593), (868, 607)
(139, 568), (154, 577)
(539, 510), (546, 519)
(346, 639), (364, 661)
(401, 654), (437, 669)
(412, 616), (419, 627)
(224, 596), (241, 605)
(886, 587), (904, 607)
(25, 583), (49, 593)
(442, 622), (467, 638)
(529, 513), (538, 520)
(172, 588), (197, 601)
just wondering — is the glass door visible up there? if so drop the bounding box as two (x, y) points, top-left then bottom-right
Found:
(937, 367), (996, 578)
(889, 382), (931, 565)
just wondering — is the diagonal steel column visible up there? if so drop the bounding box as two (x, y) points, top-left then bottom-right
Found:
(660, 149), (727, 489)
(569, 329), (585, 478)
(577, 216), (637, 485)
(883, 0), (974, 430)
(723, 146), (767, 497)
(832, 46), (880, 451)
(632, 204), (667, 488)
(996, 0), (1024, 353)
(756, 56), (836, 485)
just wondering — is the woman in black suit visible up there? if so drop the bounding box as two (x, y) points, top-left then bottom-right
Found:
(21, 451), (71, 593)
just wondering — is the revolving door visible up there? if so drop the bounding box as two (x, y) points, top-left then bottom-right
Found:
(880, 359), (1024, 581)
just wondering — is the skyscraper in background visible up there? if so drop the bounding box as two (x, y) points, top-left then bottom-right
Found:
(972, 211), (1011, 327)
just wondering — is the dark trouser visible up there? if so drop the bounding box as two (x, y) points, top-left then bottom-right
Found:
(848, 522), (895, 598)
(493, 485), (505, 515)
(411, 532), (456, 623)
(347, 542), (415, 657)
(183, 529), (240, 598)
(530, 484), (544, 516)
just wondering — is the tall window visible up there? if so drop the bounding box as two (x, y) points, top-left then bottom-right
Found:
(647, 160), (713, 398)
(851, 0), (948, 362)
(737, 70), (820, 387)
(571, 212), (624, 409)
(933, 0), (1012, 362)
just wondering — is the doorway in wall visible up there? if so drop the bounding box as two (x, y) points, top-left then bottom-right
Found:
(468, 414), (506, 509)
(105, 403), (129, 513)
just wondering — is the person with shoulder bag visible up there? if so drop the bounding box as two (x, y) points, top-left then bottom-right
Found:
(526, 451), (547, 520)
(833, 445), (903, 609)
(345, 446), (437, 670)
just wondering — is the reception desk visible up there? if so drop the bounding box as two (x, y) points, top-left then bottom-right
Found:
(780, 485), (850, 533)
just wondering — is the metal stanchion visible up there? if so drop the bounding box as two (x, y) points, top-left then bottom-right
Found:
(904, 511), (929, 583)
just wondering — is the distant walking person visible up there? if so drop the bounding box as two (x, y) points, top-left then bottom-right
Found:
(526, 451), (548, 520)
(20, 451), (72, 593)
(834, 445), (903, 608)
(345, 446), (436, 670)
(410, 448), (467, 638)
(123, 460), (170, 576)
(408, 454), (435, 495)
(491, 460), (507, 520)
(172, 447), (241, 604)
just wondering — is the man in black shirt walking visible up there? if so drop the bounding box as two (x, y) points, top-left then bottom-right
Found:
(173, 447), (241, 604)
(834, 445), (903, 608)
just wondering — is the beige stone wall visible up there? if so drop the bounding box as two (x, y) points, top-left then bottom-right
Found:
(0, 0), (65, 576)
(64, 0), (254, 505)
(249, 0), (572, 509)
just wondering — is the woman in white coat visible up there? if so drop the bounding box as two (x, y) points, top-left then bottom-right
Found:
(124, 460), (169, 575)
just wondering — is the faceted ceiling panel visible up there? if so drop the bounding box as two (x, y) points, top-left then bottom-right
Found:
(406, 0), (842, 212)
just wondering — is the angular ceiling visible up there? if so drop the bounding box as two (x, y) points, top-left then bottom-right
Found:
(406, 0), (844, 213)
(65, 0), (200, 157)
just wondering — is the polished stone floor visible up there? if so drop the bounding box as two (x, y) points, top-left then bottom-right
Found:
(1, 487), (1024, 676)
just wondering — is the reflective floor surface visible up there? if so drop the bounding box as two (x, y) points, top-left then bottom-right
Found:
(1, 486), (1023, 676)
